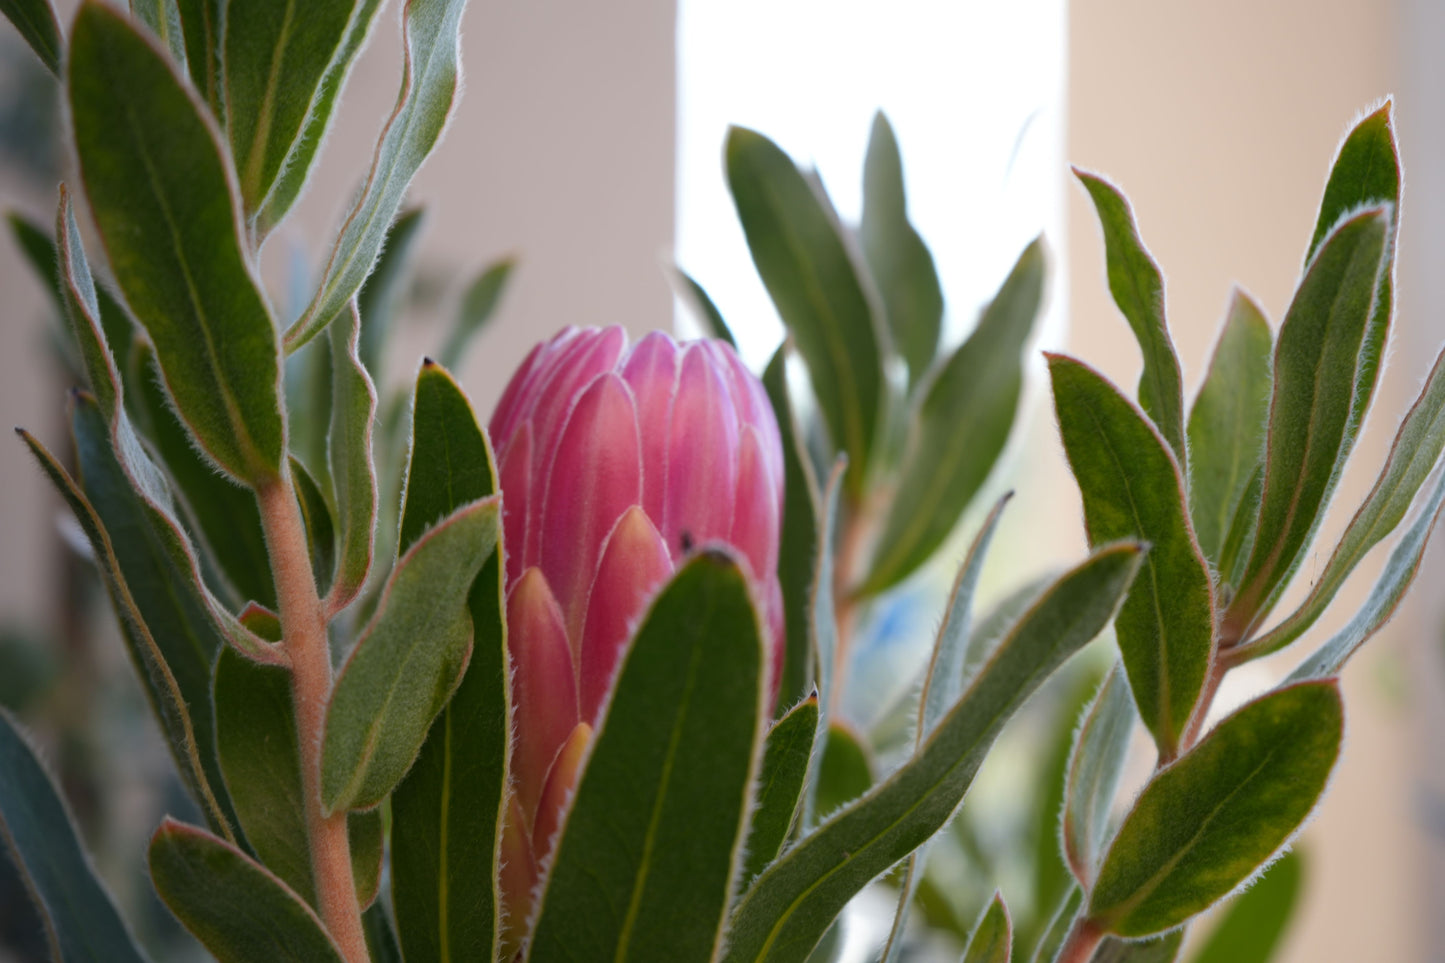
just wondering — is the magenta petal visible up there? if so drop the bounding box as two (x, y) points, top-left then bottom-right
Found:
(579, 507), (674, 724)
(498, 420), (534, 586)
(507, 568), (579, 822)
(538, 372), (643, 644)
(730, 425), (781, 584)
(716, 342), (785, 494)
(529, 326), (627, 475)
(489, 336), (550, 445)
(622, 330), (679, 524)
(662, 344), (740, 558)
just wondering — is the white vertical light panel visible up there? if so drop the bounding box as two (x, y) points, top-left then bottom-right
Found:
(675, 0), (1069, 369)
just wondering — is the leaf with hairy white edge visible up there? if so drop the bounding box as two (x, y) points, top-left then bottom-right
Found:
(1226, 208), (1391, 636)
(1092, 932), (1183, 963)
(286, 0), (469, 350)
(325, 302), (378, 612)
(321, 496), (498, 812)
(175, 0), (222, 113)
(1089, 681), (1342, 938)
(528, 553), (766, 963)
(815, 721), (874, 817)
(1188, 848), (1302, 963)
(800, 459), (844, 829)
(882, 497), (1009, 962)
(69, 2), (285, 484)
(861, 111), (943, 390)
(224, 0), (358, 215)
(391, 360), (508, 962)
(1074, 171), (1187, 465)
(1287, 468), (1445, 682)
(744, 696), (818, 883)
(0, 0), (61, 72)
(727, 126), (887, 496)
(54, 189), (124, 425)
(962, 893), (1012, 963)
(672, 266), (738, 350)
(863, 242), (1041, 595)
(436, 256), (514, 369)
(1243, 344), (1445, 661)
(1028, 884), (1081, 963)
(357, 207), (427, 379)
(721, 543), (1144, 963)
(0, 709), (152, 963)
(1062, 662), (1137, 885)
(1049, 354), (1214, 757)
(1187, 291), (1272, 571)
(763, 345), (821, 715)
(149, 819), (347, 962)
(130, 0), (187, 65)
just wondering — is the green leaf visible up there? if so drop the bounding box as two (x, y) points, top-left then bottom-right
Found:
(673, 266), (738, 350)
(815, 721), (874, 817)
(1062, 662), (1137, 885)
(1243, 343), (1445, 660)
(321, 496), (499, 812)
(722, 543), (1144, 963)
(69, 1), (285, 485)
(148, 819), (347, 962)
(0, 0), (61, 73)
(224, 0), (358, 214)
(350, 808), (383, 909)
(175, 0), (222, 114)
(0, 709), (152, 963)
(863, 242), (1041, 593)
(437, 255), (515, 369)
(528, 553), (767, 963)
(1093, 932), (1183, 963)
(54, 189), (124, 424)
(9, 211), (63, 312)
(960, 893), (1011, 963)
(1074, 171), (1187, 464)
(1028, 885), (1082, 963)
(801, 459), (844, 829)
(292, 456), (337, 594)
(1187, 291), (1272, 571)
(391, 360), (508, 962)
(1049, 354), (1214, 757)
(1225, 208), (1392, 635)
(130, 0), (187, 65)
(285, 0), (468, 351)
(1287, 467), (1445, 682)
(727, 125), (887, 495)
(744, 696), (818, 883)
(357, 207), (427, 379)
(1188, 848), (1302, 963)
(1089, 681), (1342, 937)
(364, 903), (404, 963)
(763, 346), (821, 715)
(860, 111), (943, 389)
(326, 302), (378, 612)
(255, 0), (383, 234)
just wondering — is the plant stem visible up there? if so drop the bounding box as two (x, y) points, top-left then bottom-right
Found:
(257, 474), (369, 962)
(1055, 916), (1104, 963)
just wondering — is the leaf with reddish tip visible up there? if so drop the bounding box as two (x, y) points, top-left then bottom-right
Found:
(961, 893), (1011, 963)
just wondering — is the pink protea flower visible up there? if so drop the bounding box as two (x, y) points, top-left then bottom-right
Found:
(489, 325), (785, 938)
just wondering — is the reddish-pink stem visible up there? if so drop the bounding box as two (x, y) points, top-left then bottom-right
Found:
(1055, 916), (1105, 963)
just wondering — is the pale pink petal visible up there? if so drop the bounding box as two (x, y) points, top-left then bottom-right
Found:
(716, 341), (785, 494)
(499, 795), (538, 958)
(662, 343), (739, 559)
(497, 420), (534, 586)
(532, 721), (593, 862)
(529, 326), (627, 477)
(507, 568), (579, 822)
(730, 425), (781, 584)
(578, 507), (674, 724)
(621, 330), (679, 524)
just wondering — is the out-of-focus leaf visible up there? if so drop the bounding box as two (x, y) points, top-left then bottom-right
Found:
(350, 809), (382, 909)
(224, 0), (357, 215)
(1188, 848), (1302, 963)
(1049, 354), (1214, 757)
(1187, 291), (1272, 571)
(815, 721), (874, 817)
(1093, 932), (1183, 963)
(0, 0), (61, 73)
(1089, 681), (1342, 937)
(961, 893), (1012, 963)
(672, 266), (738, 350)
(325, 303), (378, 613)
(391, 361), (508, 962)
(1225, 208), (1391, 636)
(0, 709), (152, 962)
(1062, 662), (1136, 885)
(727, 126), (887, 495)
(291, 457), (337, 594)
(437, 256), (515, 369)
(743, 696), (817, 883)
(862, 242), (1040, 593)
(69, 2), (284, 484)
(321, 496), (498, 812)
(860, 112), (943, 389)
(130, 0), (187, 65)
(763, 346), (821, 715)
(1074, 170), (1186, 464)
(722, 543), (1144, 963)
(528, 553), (766, 963)
(285, 0), (469, 351)
(801, 460), (843, 829)
(1028, 885), (1081, 963)
(9, 212), (62, 313)
(363, 903), (404, 963)
(175, 0), (222, 113)
(356, 207), (426, 379)
(149, 819), (347, 962)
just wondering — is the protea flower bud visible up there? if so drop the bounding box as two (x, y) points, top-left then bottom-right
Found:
(489, 325), (785, 940)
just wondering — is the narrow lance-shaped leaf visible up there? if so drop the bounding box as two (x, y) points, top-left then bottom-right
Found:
(863, 241), (1041, 594)
(357, 207), (427, 380)
(1226, 208), (1391, 637)
(1074, 171), (1187, 464)
(286, 0), (469, 351)
(0, 709), (152, 963)
(1188, 849), (1303, 963)
(528, 553), (766, 963)
(69, 1), (285, 485)
(1187, 290), (1272, 570)
(325, 302), (378, 613)
(672, 266), (738, 350)
(1028, 885), (1082, 963)
(814, 721), (875, 816)
(961, 893), (1012, 963)
(1089, 681), (1342, 937)
(1049, 354), (1214, 757)
(721, 543), (1144, 963)
(437, 255), (515, 369)
(55, 189), (123, 423)
(860, 111), (943, 389)
(1093, 933), (1183, 963)
(0, 0), (61, 73)
(149, 820), (347, 963)
(801, 459), (844, 829)
(224, 0), (357, 215)
(727, 126), (887, 495)
(321, 496), (499, 812)
(291, 457), (337, 593)
(743, 696), (818, 883)
(1062, 662), (1137, 885)
(391, 361), (510, 962)
(130, 0), (187, 65)
(175, 0), (222, 114)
